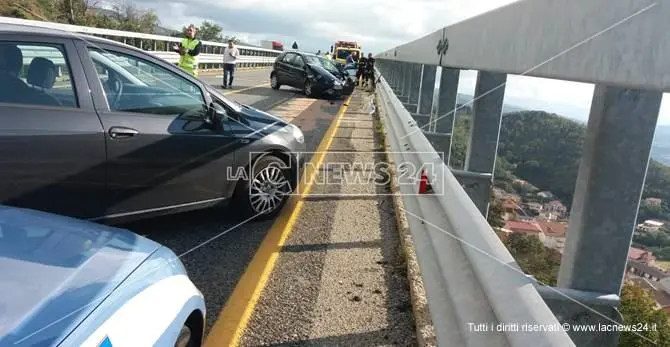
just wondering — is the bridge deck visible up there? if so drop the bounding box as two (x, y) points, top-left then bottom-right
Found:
(129, 70), (419, 346)
(202, 88), (417, 346)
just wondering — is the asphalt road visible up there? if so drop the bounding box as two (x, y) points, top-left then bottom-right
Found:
(236, 89), (416, 346)
(122, 68), (345, 332)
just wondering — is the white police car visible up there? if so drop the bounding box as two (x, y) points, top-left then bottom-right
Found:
(0, 205), (206, 347)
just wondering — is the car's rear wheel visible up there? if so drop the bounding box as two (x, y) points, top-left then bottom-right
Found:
(236, 154), (293, 220)
(175, 325), (196, 347)
(270, 73), (281, 90)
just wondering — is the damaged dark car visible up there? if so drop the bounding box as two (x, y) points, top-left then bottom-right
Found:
(270, 51), (354, 98)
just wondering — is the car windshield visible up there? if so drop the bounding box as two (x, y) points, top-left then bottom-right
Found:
(316, 57), (339, 72)
(336, 49), (353, 60)
(303, 55), (320, 65)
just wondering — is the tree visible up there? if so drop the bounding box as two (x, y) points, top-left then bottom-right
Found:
(179, 20), (223, 41)
(502, 233), (560, 286)
(500, 232), (670, 347)
(618, 283), (670, 347)
(198, 21), (222, 41)
(222, 35), (240, 44)
(292, 41), (298, 49)
(487, 191), (505, 229)
(109, 3), (158, 33)
(0, 0), (161, 34)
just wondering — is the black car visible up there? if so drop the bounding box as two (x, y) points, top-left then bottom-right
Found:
(0, 23), (306, 223)
(270, 51), (347, 98)
(317, 57), (355, 95)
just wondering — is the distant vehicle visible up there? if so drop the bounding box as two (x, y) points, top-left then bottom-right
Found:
(0, 205), (206, 347)
(270, 51), (346, 98)
(0, 22), (306, 223)
(331, 40), (361, 65)
(260, 40), (283, 51)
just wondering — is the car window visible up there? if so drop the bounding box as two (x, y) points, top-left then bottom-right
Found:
(0, 42), (78, 108)
(87, 48), (206, 116)
(292, 56), (305, 68)
(316, 57), (340, 73)
(303, 55), (319, 65)
(282, 53), (296, 64)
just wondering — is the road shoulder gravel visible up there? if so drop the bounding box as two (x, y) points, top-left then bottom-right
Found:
(375, 91), (437, 347)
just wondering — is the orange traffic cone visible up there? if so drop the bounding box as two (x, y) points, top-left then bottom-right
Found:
(418, 168), (433, 194)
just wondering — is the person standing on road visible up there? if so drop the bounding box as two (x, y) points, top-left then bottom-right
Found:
(364, 53), (376, 89)
(222, 39), (239, 89)
(173, 24), (201, 77)
(356, 52), (367, 86)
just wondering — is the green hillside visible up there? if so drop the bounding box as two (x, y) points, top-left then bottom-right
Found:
(450, 110), (670, 219)
(0, 0), (160, 33)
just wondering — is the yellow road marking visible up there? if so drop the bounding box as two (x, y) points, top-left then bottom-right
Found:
(223, 82), (271, 95)
(204, 95), (353, 347)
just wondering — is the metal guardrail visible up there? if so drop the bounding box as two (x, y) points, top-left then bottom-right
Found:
(374, 2), (666, 346)
(0, 16), (279, 68)
(149, 52), (276, 65)
(375, 70), (575, 346)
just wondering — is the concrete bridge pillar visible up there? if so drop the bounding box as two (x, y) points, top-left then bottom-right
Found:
(409, 64), (437, 132)
(433, 67), (460, 166)
(553, 85), (662, 347)
(390, 61), (402, 91)
(400, 63), (410, 99)
(417, 64), (436, 116)
(399, 63), (419, 112)
(405, 63), (421, 114)
(386, 61), (395, 87)
(463, 71), (507, 217)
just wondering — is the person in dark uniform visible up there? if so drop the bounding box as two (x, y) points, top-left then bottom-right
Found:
(364, 53), (376, 89)
(356, 52), (367, 86)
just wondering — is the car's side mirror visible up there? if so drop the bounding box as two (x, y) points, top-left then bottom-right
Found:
(206, 103), (226, 129)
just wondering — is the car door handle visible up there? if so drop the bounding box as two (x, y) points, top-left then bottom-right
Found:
(109, 126), (139, 139)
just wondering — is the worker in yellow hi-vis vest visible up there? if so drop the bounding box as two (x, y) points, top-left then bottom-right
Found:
(172, 24), (202, 76)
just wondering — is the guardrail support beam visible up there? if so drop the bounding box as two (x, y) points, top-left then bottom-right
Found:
(383, 61), (392, 85)
(400, 63), (410, 97)
(463, 71), (506, 216)
(406, 63), (421, 113)
(554, 85), (662, 347)
(434, 67), (460, 166)
(418, 64), (437, 115)
(391, 61), (401, 89)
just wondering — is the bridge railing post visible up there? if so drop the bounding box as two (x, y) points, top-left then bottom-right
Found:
(431, 67), (460, 167)
(404, 63), (421, 114)
(462, 71), (507, 217)
(553, 85), (662, 347)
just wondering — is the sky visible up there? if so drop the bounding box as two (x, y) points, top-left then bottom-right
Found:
(124, 0), (670, 125)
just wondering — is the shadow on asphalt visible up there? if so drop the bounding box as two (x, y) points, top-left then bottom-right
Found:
(124, 206), (274, 330)
(230, 84), (347, 103)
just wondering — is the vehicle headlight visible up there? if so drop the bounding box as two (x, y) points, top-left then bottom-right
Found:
(291, 124), (304, 144)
